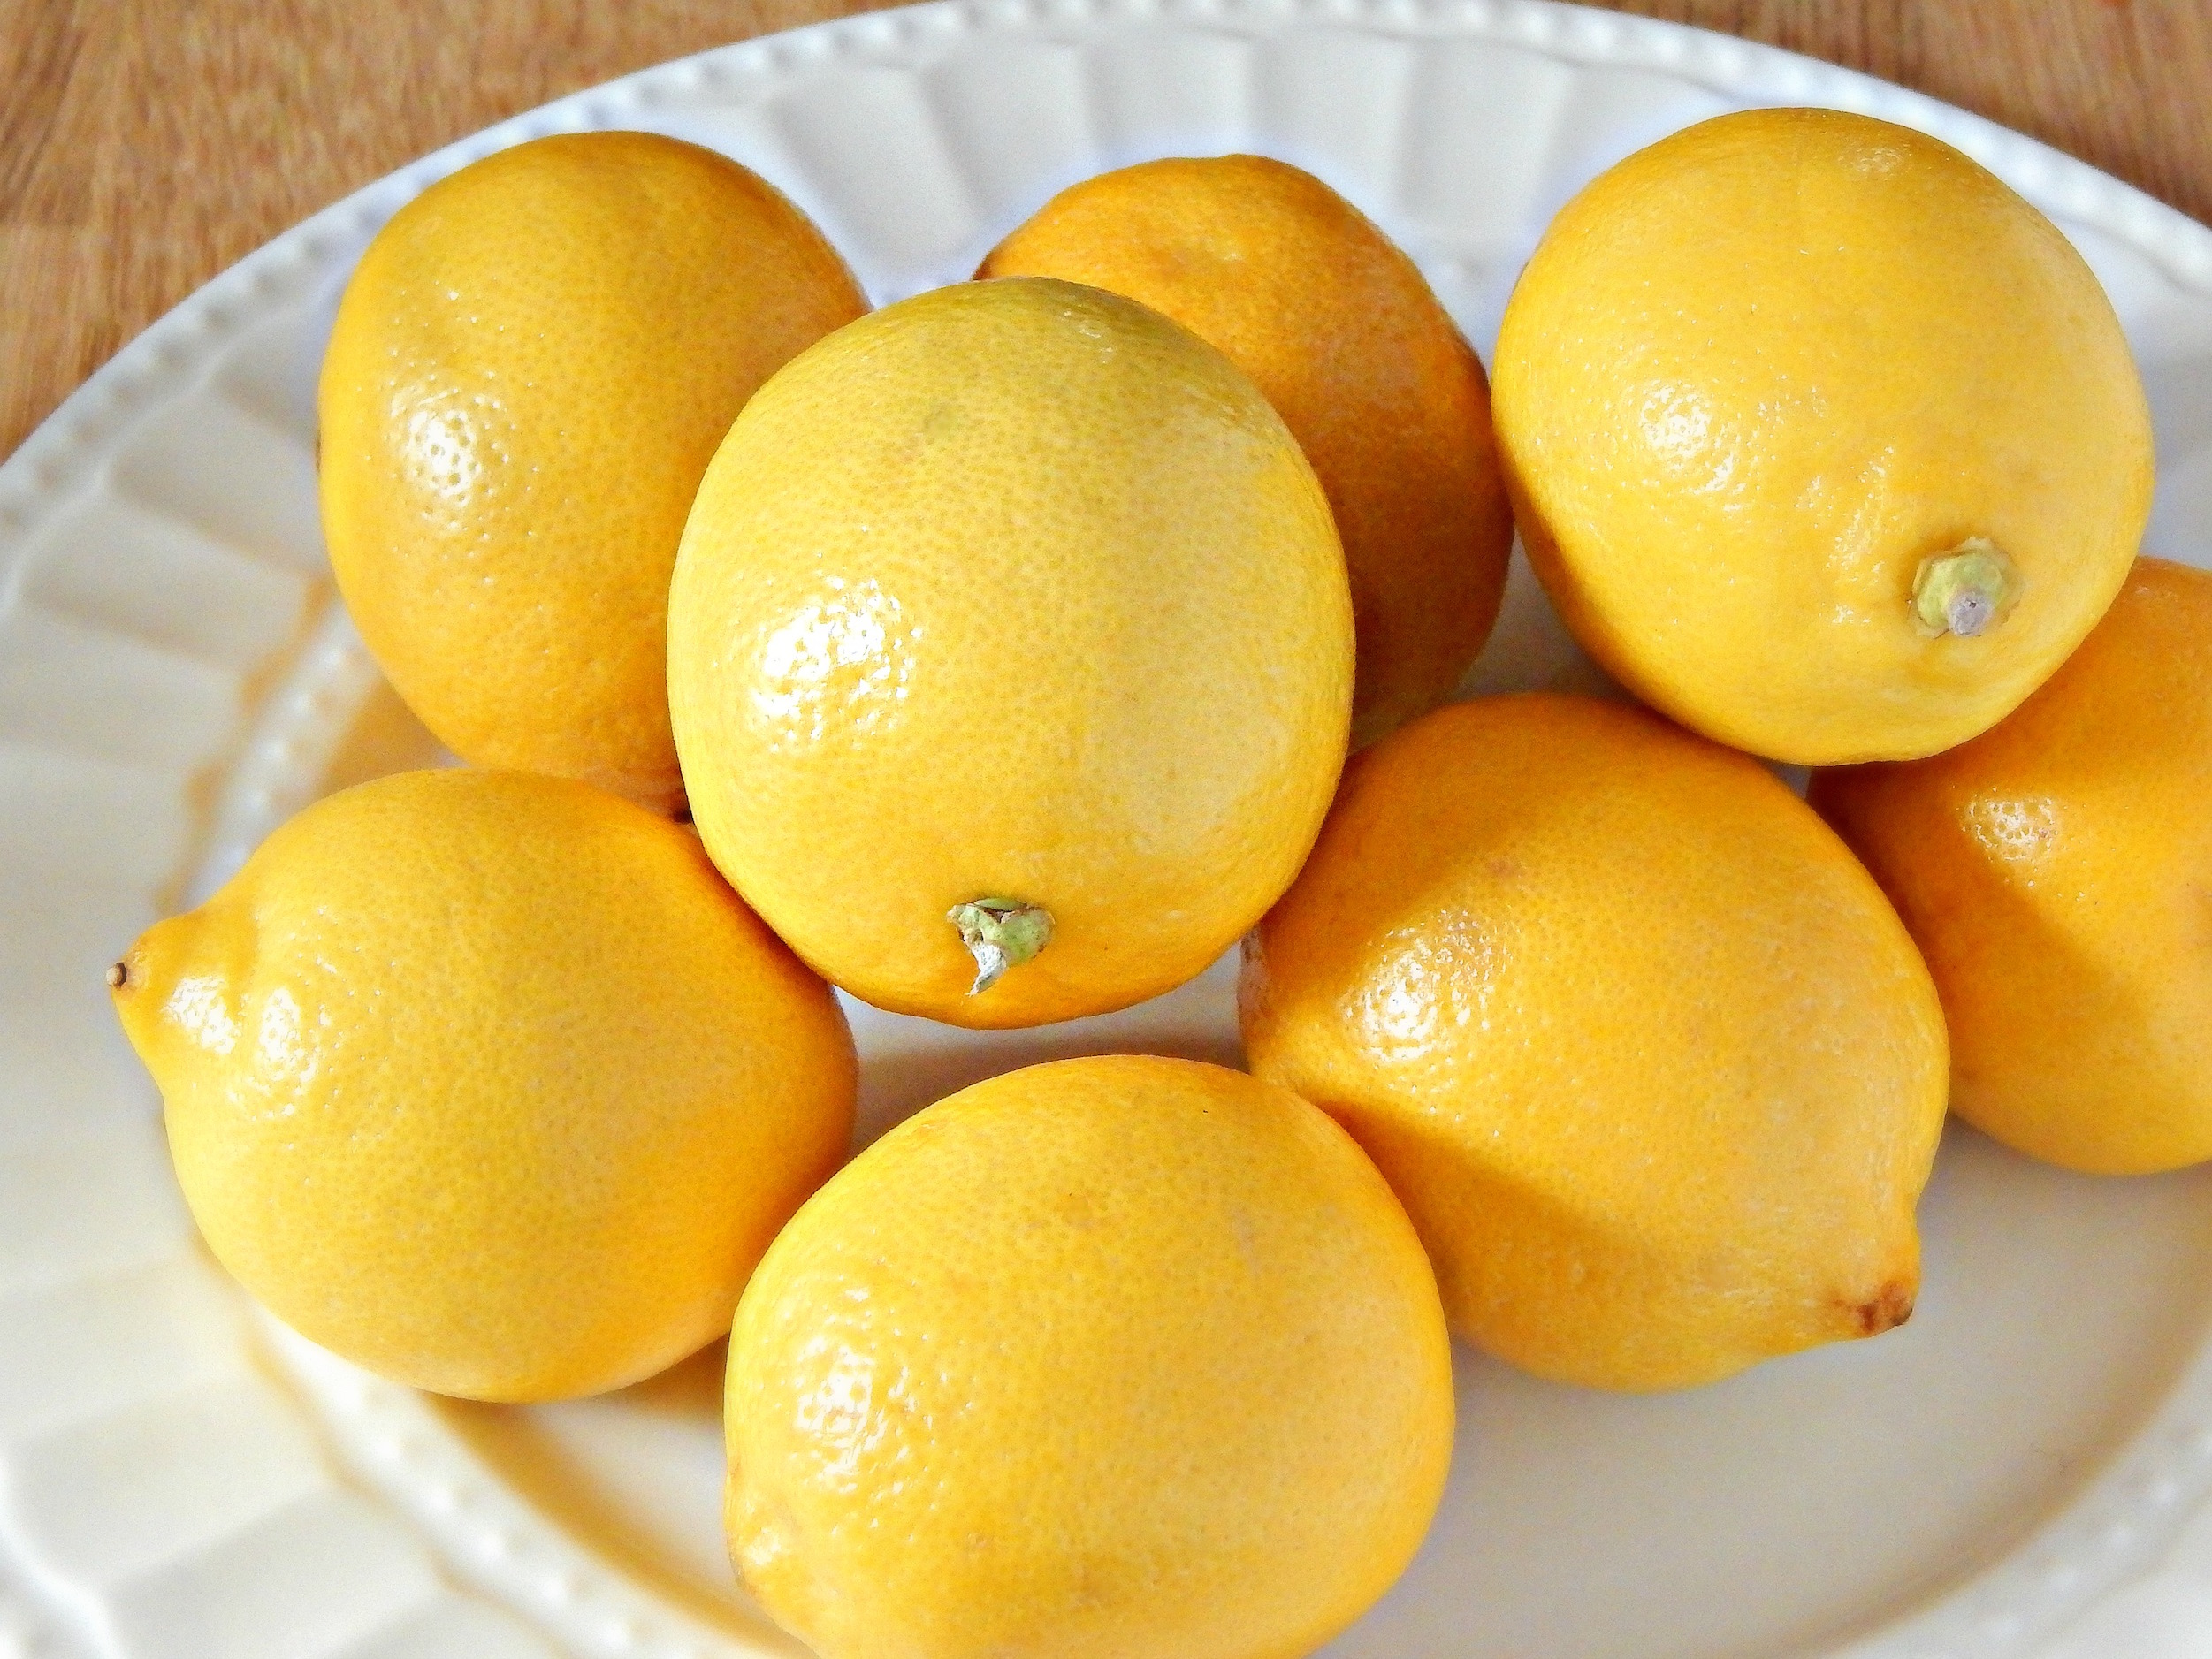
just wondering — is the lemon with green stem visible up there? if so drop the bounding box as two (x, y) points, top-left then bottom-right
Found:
(667, 277), (1354, 1027)
(1492, 108), (2153, 765)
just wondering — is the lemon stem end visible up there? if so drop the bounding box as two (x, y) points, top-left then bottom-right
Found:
(1912, 538), (2023, 639)
(948, 899), (1053, 995)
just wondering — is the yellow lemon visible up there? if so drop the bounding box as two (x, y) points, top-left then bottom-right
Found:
(320, 133), (866, 810)
(667, 277), (1353, 1028)
(1492, 109), (2153, 765)
(723, 1055), (1453, 1658)
(980, 154), (1514, 747)
(1812, 557), (2212, 1174)
(110, 769), (856, 1402)
(1240, 695), (1948, 1390)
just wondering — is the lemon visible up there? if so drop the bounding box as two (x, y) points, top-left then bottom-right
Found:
(110, 769), (856, 1402)
(980, 154), (1514, 747)
(667, 277), (1353, 1028)
(1492, 109), (2153, 765)
(723, 1055), (1453, 1658)
(1240, 695), (1949, 1390)
(320, 133), (866, 810)
(1813, 558), (2212, 1175)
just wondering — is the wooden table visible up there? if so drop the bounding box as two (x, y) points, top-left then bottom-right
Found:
(4, 0), (2208, 463)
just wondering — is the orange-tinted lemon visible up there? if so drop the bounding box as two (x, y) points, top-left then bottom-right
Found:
(111, 769), (856, 1402)
(724, 1055), (1453, 1658)
(320, 133), (866, 810)
(980, 155), (1513, 746)
(1492, 109), (2152, 765)
(1812, 557), (2212, 1174)
(667, 278), (1353, 1029)
(1240, 694), (1948, 1390)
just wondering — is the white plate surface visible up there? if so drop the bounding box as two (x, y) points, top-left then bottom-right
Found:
(4, 2), (2212, 1655)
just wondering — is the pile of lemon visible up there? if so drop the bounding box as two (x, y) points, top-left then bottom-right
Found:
(110, 110), (2209, 1657)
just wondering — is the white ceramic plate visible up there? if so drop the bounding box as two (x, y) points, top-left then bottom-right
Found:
(5, 2), (2212, 1655)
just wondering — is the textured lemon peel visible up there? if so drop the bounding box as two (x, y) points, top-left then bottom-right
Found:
(1912, 538), (2024, 639)
(948, 898), (1054, 994)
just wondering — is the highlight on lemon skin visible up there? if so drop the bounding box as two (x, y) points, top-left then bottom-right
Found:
(108, 767), (858, 1404)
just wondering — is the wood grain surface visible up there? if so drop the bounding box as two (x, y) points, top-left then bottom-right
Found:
(3, 0), (2208, 463)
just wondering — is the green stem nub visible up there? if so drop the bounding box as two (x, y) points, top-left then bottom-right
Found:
(948, 898), (1054, 995)
(1912, 537), (2024, 639)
